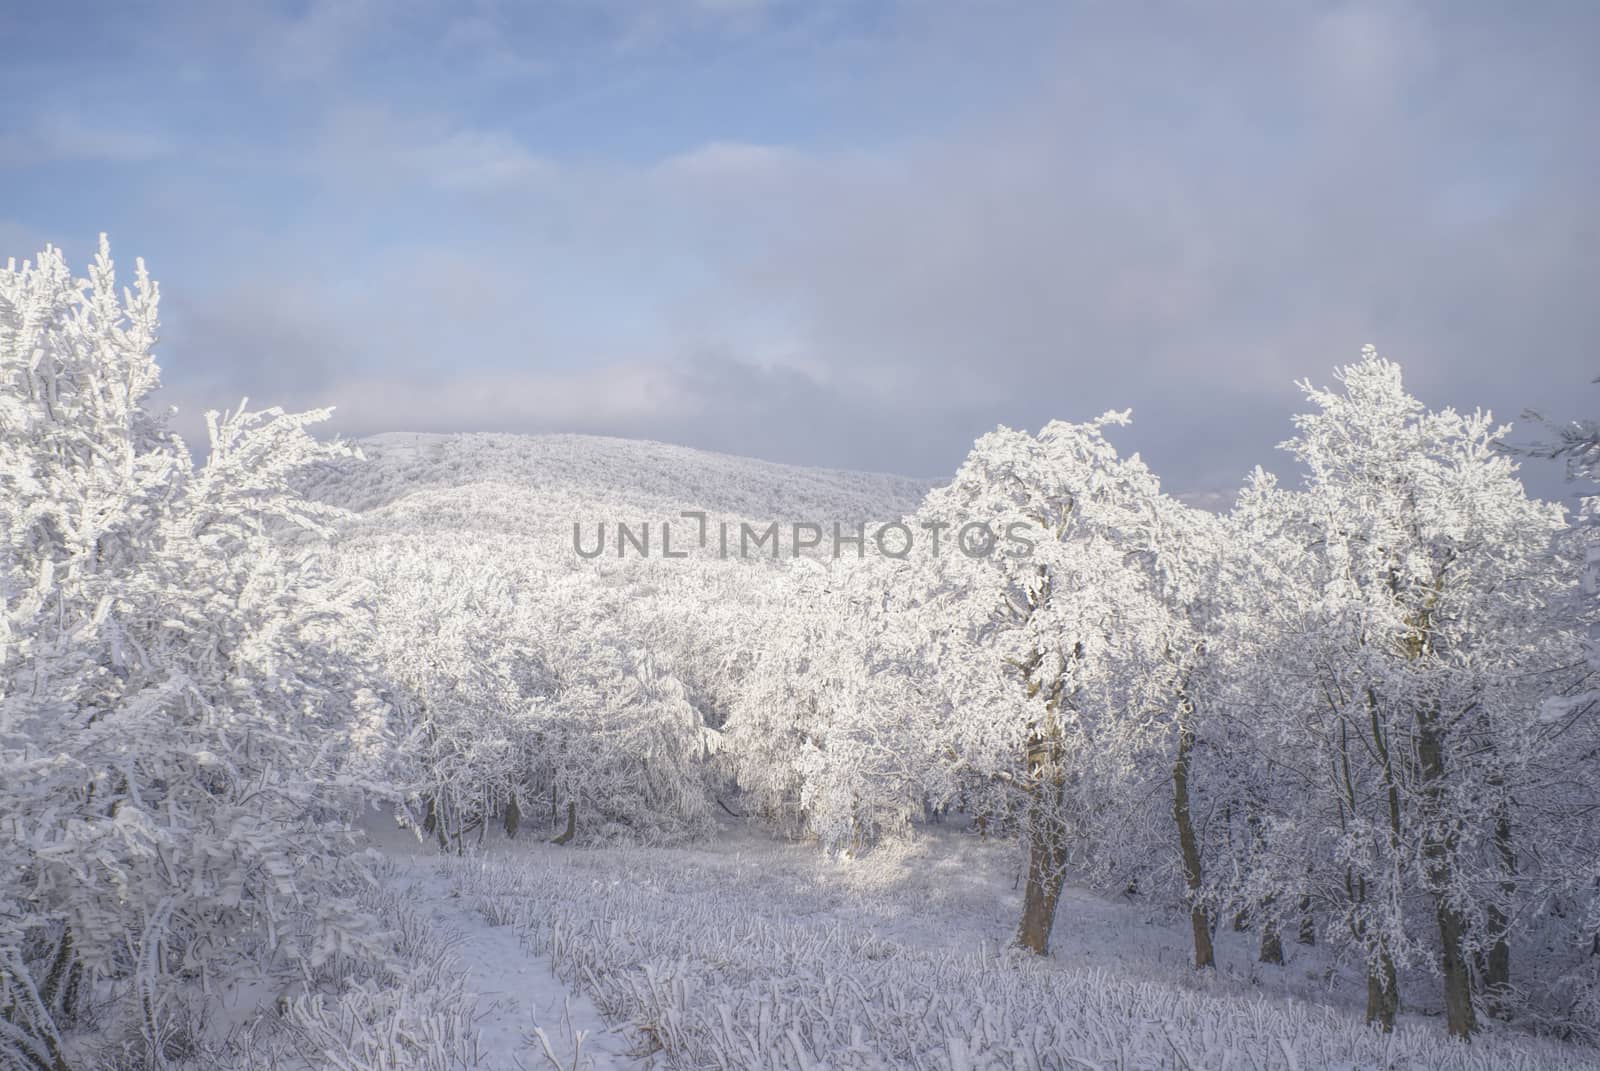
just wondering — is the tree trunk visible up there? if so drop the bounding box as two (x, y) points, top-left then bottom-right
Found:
(423, 794), (449, 850)
(1259, 923), (1284, 965)
(1480, 801), (1515, 1019)
(1297, 890), (1316, 946)
(551, 801), (577, 845)
(1014, 632), (1077, 957)
(1416, 701), (1476, 1039)
(1435, 896), (1476, 1038)
(1016, 804), (1067, 955)
(1246, 805), (1279, 962)
(1365, 950), (1399, 1032)
(1172, 725), (1215, 970)
(1016, 736), (1068, 955)
(503, 792), (521, 839)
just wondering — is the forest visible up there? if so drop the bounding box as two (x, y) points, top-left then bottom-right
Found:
(5, 240), (1600, 1070)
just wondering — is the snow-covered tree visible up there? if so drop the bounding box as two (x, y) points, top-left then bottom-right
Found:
(1223, 349), (1595, 1035)
(914, 413), (1206, 956)
(331, 513), (744, 849)
(0, 239), (384, 1066)
(722, 555), (953, 852)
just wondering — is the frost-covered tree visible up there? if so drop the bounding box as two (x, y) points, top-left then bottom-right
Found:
(915, 413), (1208, 957)
(1223, 349), (1595, 1035)
(332, 515), (739, 849)
(723, 556), (953, 852)
(0, 239), (384, 1067)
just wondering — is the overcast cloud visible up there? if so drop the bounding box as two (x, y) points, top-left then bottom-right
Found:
(2, 1), (1595, 501)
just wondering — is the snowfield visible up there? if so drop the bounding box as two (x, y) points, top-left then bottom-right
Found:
(366, 821), (1600, 1071)
(308, 430), (930, 522)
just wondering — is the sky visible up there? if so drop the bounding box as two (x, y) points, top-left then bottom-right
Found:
(1, 0), (1596, 502)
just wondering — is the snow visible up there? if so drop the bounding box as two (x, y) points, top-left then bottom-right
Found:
(308, 431), (929, 521)
(360, 818), (640, 1071)
(365, 817), (1600, 1070)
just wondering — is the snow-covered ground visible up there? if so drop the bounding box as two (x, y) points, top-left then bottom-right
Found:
(308, 431), (929, 521)
(363, 816), (1600, 1071)
(359, 819), (640, 1071)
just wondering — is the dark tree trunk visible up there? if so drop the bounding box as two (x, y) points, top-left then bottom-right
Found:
(422, 794), (449, 850)
(503, 792), (521, 839)
(551, 801), (577, 845)
(1173, 725), (1215, 970)
(1366, 950), (1399, 1033)
(1480, 802), (1516, 1019)
(1259, 923), (1284, 966)
(1416, 701), (1476, 1039)
(1246, 805), (1278, 959)
(1435, 896), (1476, 1038)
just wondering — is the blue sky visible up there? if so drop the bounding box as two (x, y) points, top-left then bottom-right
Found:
(2, 0), (1596, 499)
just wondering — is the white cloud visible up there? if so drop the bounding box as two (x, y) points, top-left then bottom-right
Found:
(655, 141), (801, 180)
(0, 116), (173, 166)
(313, 107), (552, 193)
(205, 363), (687, 442)
(86, 1), (1595, 496)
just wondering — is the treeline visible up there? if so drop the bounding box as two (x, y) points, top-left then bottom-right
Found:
(726, 359), (1600, 1041)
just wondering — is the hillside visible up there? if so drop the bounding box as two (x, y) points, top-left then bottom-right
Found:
(307, 431), (930, 523)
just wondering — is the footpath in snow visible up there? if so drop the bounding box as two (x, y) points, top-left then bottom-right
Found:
(364, 818), (643, 1071)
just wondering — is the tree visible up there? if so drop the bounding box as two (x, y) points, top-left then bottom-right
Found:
(0, 239), (383, 1065)
(916, 413), (1204, 958)
(1226, 348), (1592, 1035)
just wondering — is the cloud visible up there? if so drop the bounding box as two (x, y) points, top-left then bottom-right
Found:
(312, 107), (553, 192)
(17, 0), (1591, 502)
(155, 358), (688, 448)
(0, 116), (173, 165)
(441, 14), (551, 80)
(584, 4), (1597, 497)
(655, 141), (801, 181)
(325, 362), (686, 435)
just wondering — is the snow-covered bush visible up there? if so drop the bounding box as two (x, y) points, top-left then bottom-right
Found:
(722, 556), (954, 851)
(213, 880), (486, 1071)
(331, 513), (743, 848)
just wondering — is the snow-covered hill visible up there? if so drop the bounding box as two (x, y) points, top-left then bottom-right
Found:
(308, 431), (929, 522)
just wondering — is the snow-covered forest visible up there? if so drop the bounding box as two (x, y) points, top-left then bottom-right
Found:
(6, 240), (1600, 1070)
